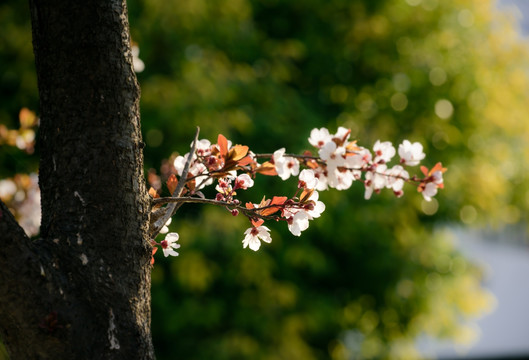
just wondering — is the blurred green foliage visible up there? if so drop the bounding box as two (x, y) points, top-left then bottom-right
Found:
(3, 0), (529, 358)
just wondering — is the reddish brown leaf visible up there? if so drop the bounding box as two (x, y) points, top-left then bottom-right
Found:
(237, 155), (255, 167)
(228, 145), (249, 161)
(148, 187), (159, 198)
(260, 196), (287, 216)
(166, 174), (178, 194)
(251, 218), (264, 227)
(256, 161), (277, 176)
(218, 134), (228, 157)
(245, 202), (255, 210)
(151, 247), (158, 265)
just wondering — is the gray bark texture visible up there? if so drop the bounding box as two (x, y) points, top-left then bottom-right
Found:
(0, 0), (155, 358)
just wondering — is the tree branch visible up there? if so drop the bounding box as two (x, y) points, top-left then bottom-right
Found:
(0, 200), (64, 357)
(150, 127), (200, 238)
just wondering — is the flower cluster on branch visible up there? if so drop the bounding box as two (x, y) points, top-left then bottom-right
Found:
(148, 126), (446, 261)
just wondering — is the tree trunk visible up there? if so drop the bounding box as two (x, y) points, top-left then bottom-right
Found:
(0, 0), (154, 358)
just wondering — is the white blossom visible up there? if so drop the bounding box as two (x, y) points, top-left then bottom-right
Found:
(398, 140), (425, 166)
(243, 226), (272, 251)
(373, 140), (396, 163)
(287, 211), (310, 236)
(235, 174), (254, 190)
(308, 128), (332, 148)
(161, 232), (181, 257)
(273, 148), (299, 180)
(386, 165), (409, 192)
(307, 191), (325, 218)
(422, 182), (438, 201)
(298, 169), (318, 189)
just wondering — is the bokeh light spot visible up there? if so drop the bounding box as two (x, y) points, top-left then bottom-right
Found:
(391, 93), (408, 111)
(435, 99), (454, 119)
(429, 67), (447, 86)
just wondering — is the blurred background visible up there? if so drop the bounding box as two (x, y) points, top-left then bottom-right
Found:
(2, 0), (529, 359)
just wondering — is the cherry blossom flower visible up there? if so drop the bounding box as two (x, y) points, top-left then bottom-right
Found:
(161, 232), (181, 257)
(318, 141), (346, 170)
(364, 165), (388, 200)
(421, 182), (438, 201)
(306, 191), (325, 218)
(345, 147), (372, 170)
(308, 128), (332, 148)
(173, 153), (195, 176)
(431, 169), (444, 186)
(386, 165), (409, 195)
(195, 139), (212, 157)
(373, 140), (396, 164)
(398, 140), (425, 166)
(418, 162), (446, 201)
(287, 211), (310, 236)
(273, 148), (300, 180)
(312, 167), (329, 191)
(243, 225), (272, 251)
(298, 169), (318, 189)
(327, 168), (354, 190)
(334, 126), (351, 143)
(234, 174), (254, 190)
(215, 177), (233, 196)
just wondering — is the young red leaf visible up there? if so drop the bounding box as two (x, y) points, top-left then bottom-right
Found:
(237, 155), (255, 167)
(228, 145), (249, 161)
(218, 134), (228, 157)
(260, 196), (287, 216)
(256, 161), (277, 176)
(166, 174), (178, 194)
(251, 218), (265, 227)
(151, 247), (158, 265)
(148, 187), (159, 199)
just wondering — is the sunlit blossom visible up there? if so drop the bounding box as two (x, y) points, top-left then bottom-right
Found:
(234, 174), (254, 190)
(398, 140), (425, 166)
(273, 148), (300, 180)
(161, 232), (181, 257)
(373, 140), (396, 163)
(287, 211), (310, 236)
(298, 169), (318, 189)
(421, 182), (438, 202)
(243, 226), (272, 251)
(308, 128), (332, 148)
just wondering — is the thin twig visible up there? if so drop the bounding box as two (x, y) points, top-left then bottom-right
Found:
(152, 196), (291, 222)
(150, 127), (200, 238)
(254, 153), (320, 161)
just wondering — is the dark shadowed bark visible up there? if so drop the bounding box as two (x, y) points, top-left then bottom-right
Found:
(0, 0), (154, 358)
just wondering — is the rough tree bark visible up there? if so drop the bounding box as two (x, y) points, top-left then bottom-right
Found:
(0, 0), (155, 358)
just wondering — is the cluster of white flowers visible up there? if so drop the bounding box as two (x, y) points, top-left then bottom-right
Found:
(152, 126), (444, 259)
(241, 169), (326, 251)
(302, 127), (437, 201)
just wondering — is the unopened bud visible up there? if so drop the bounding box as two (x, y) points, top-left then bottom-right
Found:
(231, 209), (239, 216)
